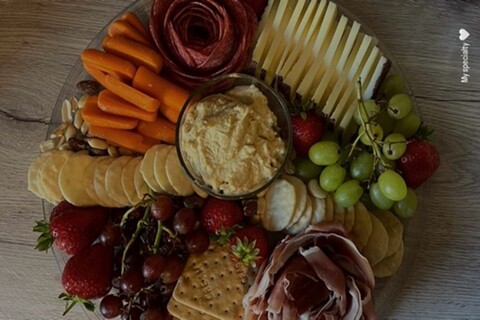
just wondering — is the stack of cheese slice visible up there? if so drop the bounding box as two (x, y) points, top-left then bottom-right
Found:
(253, 0), (389, 140)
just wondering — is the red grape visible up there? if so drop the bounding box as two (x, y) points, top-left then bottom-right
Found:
(142, 254), (166, 281)
(183, 195), (205, 208)
(100, 294), (123, 318)
(160, 256), (185, 284)
(151, 196), (175, 221)
(185, 230), (210, 254)
(100, 224), (123, 246)
(173, 208), (196, 234)
(140, 308), (165, 320)
(122, 307), (142, 320)
(120, 268), (144, 295)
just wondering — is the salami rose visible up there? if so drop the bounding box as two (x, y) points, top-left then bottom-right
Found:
(150, 0), (257, 88)
(243, 223), (377, 320)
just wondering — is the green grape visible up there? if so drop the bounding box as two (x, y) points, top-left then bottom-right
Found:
(394, 111), (421, 138)
(382, 133), (407, 160)
(354, 100), (380, 125)
(309, 141), (340, 166)
(334, 180), (363, 208)
(320, 164), (346, 192)
(388, 94), (412, 120)
(358, 123), (384, 146)
(378, 169), (407, 201)
(376, 110), (396, 135)
(369, 182), (394, 210)
(295, 158), (323, 182)
(321, 130), (338, 143)
(381, 74), (406, 99)
(350, 151), (374, 181)
(393, 188), (417, 218)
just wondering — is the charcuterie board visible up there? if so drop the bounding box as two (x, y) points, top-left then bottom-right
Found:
(35, 0), (432, 319)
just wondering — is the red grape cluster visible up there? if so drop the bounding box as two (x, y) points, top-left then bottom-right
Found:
(99, 194), (209, 320)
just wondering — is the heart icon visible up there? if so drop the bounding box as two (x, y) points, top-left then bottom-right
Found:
(459, 28), (470, 41)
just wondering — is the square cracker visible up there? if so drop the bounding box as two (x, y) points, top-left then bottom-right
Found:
(172, 244), (249, 320)
(167, 296), (218, 320)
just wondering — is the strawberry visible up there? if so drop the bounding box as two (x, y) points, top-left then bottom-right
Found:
(34, 201), (110, 255)
(291, 111), (325, 156)
(200, 198), (243, 234)
(230, 226), (268, 268)
(60, 243), (114, 315)
(396, 139), (440, 189)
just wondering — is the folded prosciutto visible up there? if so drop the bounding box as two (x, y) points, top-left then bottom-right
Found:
(243, 223), (377, 320)
(150, 0), (257, 88)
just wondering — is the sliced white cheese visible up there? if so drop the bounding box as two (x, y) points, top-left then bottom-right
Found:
(332, 46), (380, 125)
(284, 1), (337, 95)
(336, 22), (361, 74)
(263, 0), (307, 84)
(364, 55), (388, 99)
(275, 0), (317, 76)
(252, 0), (281, 77)
(314, 26), (358, 114)
(317, 33), (364, 114)
(297, 15), (348, 101)
(278, 0), (327, 79)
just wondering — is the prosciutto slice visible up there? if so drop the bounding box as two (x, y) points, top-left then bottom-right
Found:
(243, 223), (377, 320)
(150, 0), (257, 88)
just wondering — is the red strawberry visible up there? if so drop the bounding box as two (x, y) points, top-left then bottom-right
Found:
(396, 139), (440, 189)
(34, 201), (110, 255)
(230, 226), (268, 268)
(291, 112), (325, 156)
(200, 198), (243, 234)
(60, 243), (114, 315)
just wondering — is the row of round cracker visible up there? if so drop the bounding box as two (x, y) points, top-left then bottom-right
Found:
(28, 145), (196, 207)
(28, 149), (149, 207)
(259, 176), (329, 234)
(139, 144), (195, 196)
(331, 201), (404, 278)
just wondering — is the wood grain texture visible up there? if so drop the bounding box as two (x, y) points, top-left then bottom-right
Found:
(0, 0), (479, 319)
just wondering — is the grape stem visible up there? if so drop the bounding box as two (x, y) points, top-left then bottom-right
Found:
(121, 206), (150, 274)
(125, 283), (156, 316)
(152, 220), (163, 254)
(355, 78), (394, 181)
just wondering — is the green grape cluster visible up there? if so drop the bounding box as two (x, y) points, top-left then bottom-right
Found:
(297, 74), (420, 218)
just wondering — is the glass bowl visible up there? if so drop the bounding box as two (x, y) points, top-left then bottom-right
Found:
(175, 73), (292, 200)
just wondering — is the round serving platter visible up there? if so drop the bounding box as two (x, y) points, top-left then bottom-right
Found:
(43, 0), (428, 318)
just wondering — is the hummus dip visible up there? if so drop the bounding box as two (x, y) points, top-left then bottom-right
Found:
(180, 85), (286, 195)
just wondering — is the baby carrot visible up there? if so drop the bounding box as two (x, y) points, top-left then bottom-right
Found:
(104, 74), (161, 113)
(98, 90), (157, 122)
(81, 49), (137, 81)
(81, 95), (138, 129)
(83, 62), (108, 88)
(137, 117), (176, 145)
(119, 12), (150, 39)
(108, 20), (153, 48)
(88, 125), (158, 154)
(102, 36), (163, 73)
(132, 66), (190, 123)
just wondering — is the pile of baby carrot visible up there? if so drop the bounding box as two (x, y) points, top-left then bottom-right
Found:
(80, 12), (190, 154)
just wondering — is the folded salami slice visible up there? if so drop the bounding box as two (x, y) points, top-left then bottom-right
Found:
(150, 0), (257, 88)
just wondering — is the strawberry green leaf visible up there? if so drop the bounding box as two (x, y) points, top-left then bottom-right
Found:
(33, 220), (53, 252)
(58, 293), (95, 316)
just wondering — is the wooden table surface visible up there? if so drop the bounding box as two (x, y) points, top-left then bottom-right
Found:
(1, 0), (479, 319)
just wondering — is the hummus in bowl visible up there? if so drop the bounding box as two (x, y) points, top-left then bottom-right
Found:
(177, 74), (291, 199)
